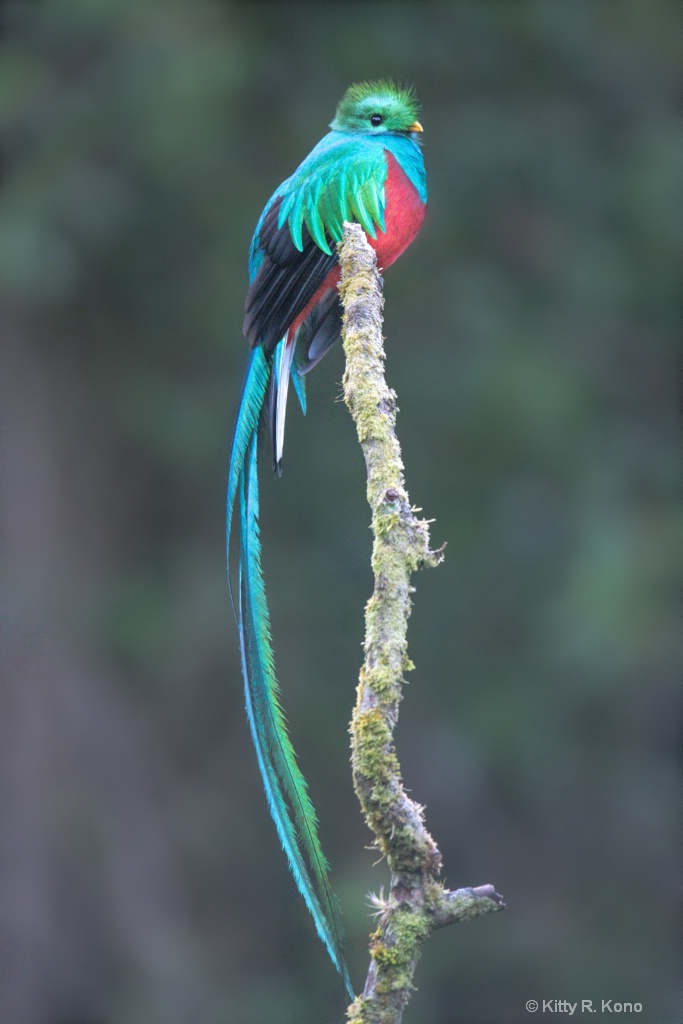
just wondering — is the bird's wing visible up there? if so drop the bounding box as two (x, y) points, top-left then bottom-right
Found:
(276, 136), (388, 254)
(294, 289), (343, 378)
(244, 136), (387, 354)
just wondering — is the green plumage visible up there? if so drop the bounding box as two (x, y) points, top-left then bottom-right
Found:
(331, 79), (420, 132)
(229, 351), (351, 998)
(276, 141), (387, 254)
(238, 431), (350, 993)
(229, 80), (426, 1001)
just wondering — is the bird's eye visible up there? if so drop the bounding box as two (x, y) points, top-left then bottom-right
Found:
(370, 114), (383, 126)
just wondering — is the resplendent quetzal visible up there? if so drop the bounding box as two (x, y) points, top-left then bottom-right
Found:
(227, 81), (426, 995)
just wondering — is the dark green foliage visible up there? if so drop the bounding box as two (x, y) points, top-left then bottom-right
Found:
(0, 2), (679, 1023)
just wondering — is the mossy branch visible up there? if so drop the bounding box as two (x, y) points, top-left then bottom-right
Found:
(338, 223), (505, 1024)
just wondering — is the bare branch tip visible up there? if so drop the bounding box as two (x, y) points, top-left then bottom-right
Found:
(472, 884), (506, 908)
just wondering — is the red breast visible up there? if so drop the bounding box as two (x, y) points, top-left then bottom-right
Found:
(369, 150), (426, 270)
(290, 150), (425, 336)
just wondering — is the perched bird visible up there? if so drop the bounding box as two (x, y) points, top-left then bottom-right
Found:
(227, 80), (426, 996)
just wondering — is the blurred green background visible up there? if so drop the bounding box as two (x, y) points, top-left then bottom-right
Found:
(1, 2), (680, 1022)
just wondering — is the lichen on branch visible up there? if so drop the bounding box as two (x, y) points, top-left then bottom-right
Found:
(338, 222), (504, 1024)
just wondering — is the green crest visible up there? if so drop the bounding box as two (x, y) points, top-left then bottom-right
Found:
(331, 80), (421, 135)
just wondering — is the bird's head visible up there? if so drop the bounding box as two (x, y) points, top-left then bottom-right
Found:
(330, 80), (423, 137)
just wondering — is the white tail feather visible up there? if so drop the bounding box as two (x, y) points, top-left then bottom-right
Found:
(275, 334), (295, 466)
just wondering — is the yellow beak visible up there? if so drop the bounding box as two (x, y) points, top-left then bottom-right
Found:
(408, 120), (423, 133)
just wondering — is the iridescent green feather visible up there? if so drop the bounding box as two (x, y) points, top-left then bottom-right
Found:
(231, 79), (426, 1000)
(227, 347), (270, 575)
(237, 433), (351, 997)
(276, 142), (388, 254)
(228, 350), (351, 996)
(332, 79), (420, 128)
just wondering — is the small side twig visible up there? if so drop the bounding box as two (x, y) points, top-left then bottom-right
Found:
(338, 223), (504, 1024)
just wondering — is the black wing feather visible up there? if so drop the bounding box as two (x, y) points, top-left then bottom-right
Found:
(244, 197), (337, 354)
(294, 291), (342, 375)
